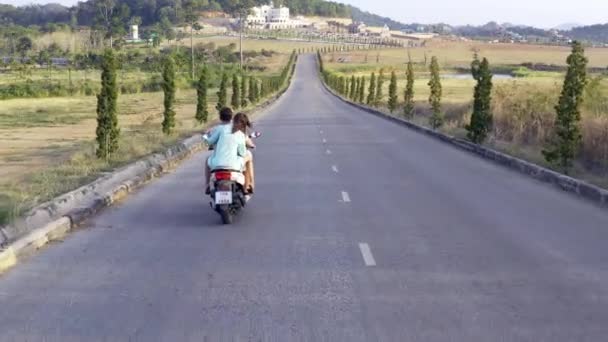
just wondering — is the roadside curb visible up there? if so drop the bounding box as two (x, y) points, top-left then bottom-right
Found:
(321, 80), (608, 209)
(0, 59), (296, 275)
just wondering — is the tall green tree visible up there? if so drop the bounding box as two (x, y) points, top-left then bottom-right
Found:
(375, 69), (385, 106)
(241, 75), (248, 107)
(222, 0), (264, 69)
(542, 41), (588, 173)
(94, 0), (130, 48)
(404, 60), (415, 118)
(358, 76), (366, 103)
(162, 55), (176, 135)
(231, 73), (241, 109)
(182, 0), (207, 79)
(466, 57), (494, 144)
(216, 72), (228, 111)
(248, 76), (256, 104)
(428, 56), (443, 129)
(349, 75), (357, 100)
(16, 36), (33, 58)
(254, 77), (261, 102)
(96, 49), (120, 159)
(367, 72), (376, 105)
(195, 66), (209, 124)
(388, 70), (398, 113)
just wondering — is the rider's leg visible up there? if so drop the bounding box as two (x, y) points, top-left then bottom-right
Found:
(243, 152), (254, 193)
(248, 152), (255, 190)
(205, 156), (211, 193)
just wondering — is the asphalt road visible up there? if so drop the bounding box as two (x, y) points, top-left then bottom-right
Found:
(1, 54), (608, 342)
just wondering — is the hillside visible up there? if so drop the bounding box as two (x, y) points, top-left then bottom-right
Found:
(0, 0), (351, 28)
(348, 6), (413, 31)
(567, 24), (608, 44)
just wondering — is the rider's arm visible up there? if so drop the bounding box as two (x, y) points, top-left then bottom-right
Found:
(204, 126), (221, 146)
(245, 136), (256, 149)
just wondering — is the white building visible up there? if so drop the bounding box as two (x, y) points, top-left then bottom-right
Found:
(125, 25), (142, 43)
(130, 25), (139, 40)
(246, 2), (304, 29)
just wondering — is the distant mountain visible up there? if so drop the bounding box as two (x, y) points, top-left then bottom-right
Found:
(348, 6), (415, 31)
(554, 23), (582, 31)
(566, 23), (608, 43)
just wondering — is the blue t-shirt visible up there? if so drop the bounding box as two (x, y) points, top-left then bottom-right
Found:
(204, 123), (232, 147)
(207, 131), (247, 171)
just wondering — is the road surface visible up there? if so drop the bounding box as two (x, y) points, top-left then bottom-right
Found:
(1, 54), (608, 341)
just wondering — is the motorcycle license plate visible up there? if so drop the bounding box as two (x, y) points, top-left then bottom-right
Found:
(215, 191), (232, 205)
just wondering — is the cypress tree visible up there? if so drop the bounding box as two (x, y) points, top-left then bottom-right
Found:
(195, 66), (209, 124)
(466, 57), (494, 144)
(367, 72), (376, 105)
(241, 75), (248, 108)
(388, 71), (398, 113)
(428, 56), (443, 129)
(216, 72), (228, 112)
(542, 41), (588, 173)
(260, 79), (267, 98)
(359, 76), (366, 103)
(248, 77), (256, 104)
(231, 74), (240, 109)
(375, 69), (385, 106)
(255, 78), (261, 101)
(96, 48), (120, 159)
(404, 61), (415, 118)
(349, 75), (356, 100)
(162, 55), (176, 135)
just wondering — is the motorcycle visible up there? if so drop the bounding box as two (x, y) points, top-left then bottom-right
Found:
(204, 130), (261, 225)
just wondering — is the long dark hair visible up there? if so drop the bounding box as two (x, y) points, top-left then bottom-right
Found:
(232, 113), (250, 134)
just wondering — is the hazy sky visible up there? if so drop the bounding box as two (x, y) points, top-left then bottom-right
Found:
(341, 0), (607, 27)
(2, 0), (607, 28)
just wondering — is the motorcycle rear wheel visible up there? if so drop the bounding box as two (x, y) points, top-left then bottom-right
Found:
(219, 208), (233, 225)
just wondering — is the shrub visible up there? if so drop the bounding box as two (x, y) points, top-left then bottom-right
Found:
(491, 82), (558, 145)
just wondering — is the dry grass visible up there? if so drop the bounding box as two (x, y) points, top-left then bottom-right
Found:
(0, 88), (220, 224)
(34, 30), (91, 54)
(325, 40), (608, 69)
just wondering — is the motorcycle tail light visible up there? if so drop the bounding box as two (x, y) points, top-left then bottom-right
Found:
(214, 172), (231, 181)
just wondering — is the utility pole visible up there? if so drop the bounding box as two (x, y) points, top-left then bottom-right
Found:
(239, 14), (244, 70)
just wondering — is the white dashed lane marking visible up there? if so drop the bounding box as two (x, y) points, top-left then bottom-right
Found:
(341, 191), (351, 203)
(359, 243), (377, 266)
(332, 165), (339, 173)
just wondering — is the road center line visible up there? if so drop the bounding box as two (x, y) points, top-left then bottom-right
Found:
(332, 165), (339, 173)
(359, 243), (377, 266)
(341, 191), (351, 203)
(326, 149), (332, 155)
(322, 138), (327, 143)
